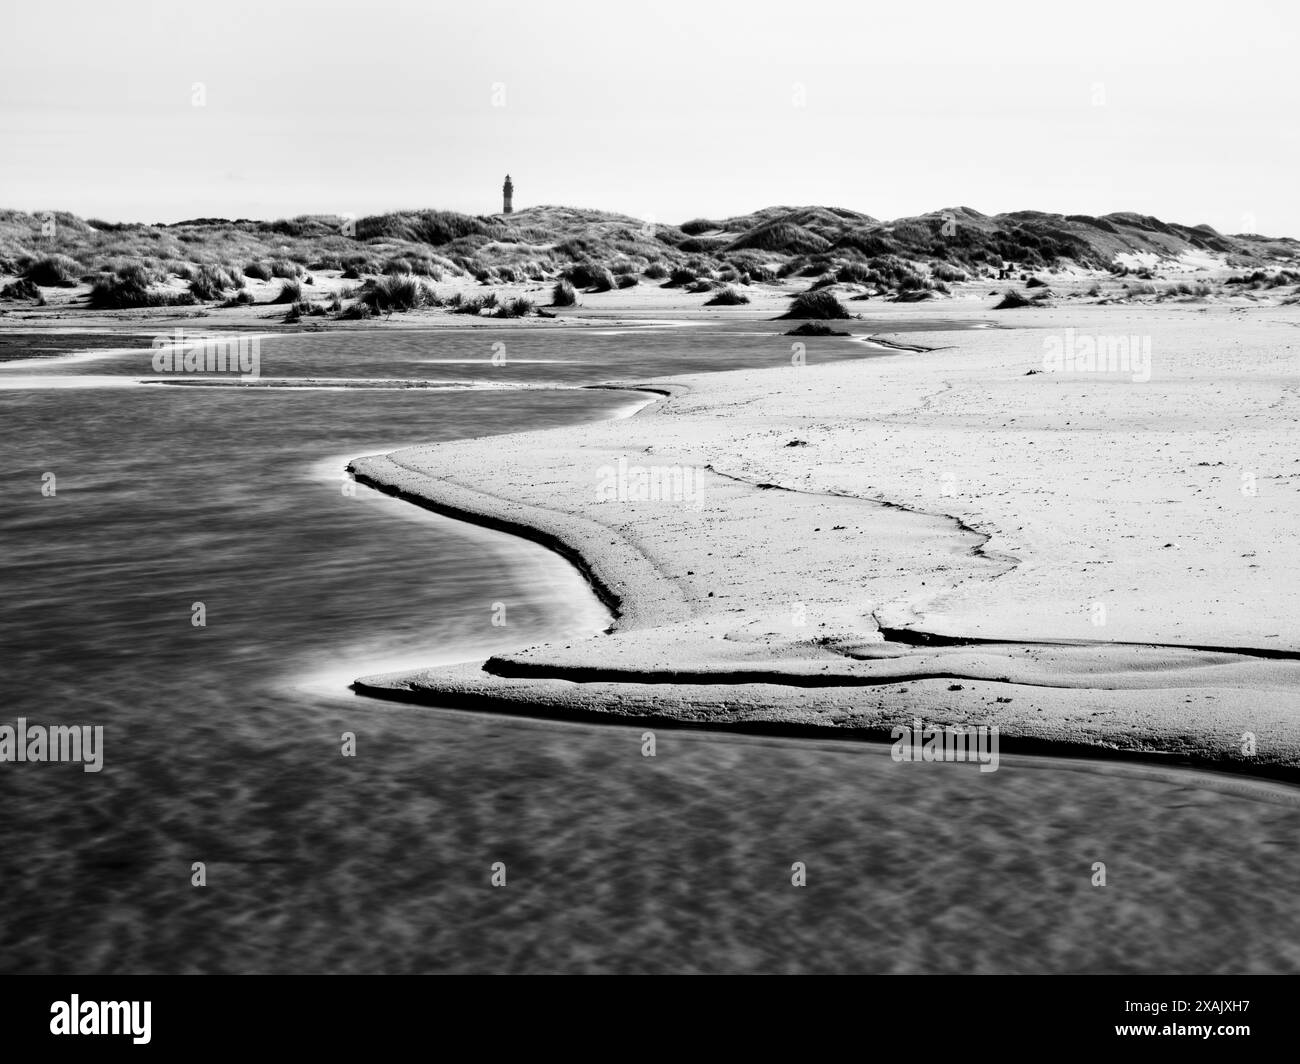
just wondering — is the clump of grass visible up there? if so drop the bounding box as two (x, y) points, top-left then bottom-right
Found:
(495, 297), (533, 318)
(273, 279), (303, 304)
(666, 266), (698, 287)
(356, 274), (439, 313)
(616, 274), (638, 289)
(643, 262), (669, 280)
(337, 301), (374, 320)
(188, 264), (243, 301)
(785, 322), (850, 336)
(1024, 276), (1048, 288)
(563, 262), (611, 289)
(245, 261), (272, 281)
(836, 262), (874, 284)
(552, 279), (577, 306)
(686, 279), (716, 293)
(992, 289), (1034, 309)
(1, 278), (41, 300)
(270, 259), (302, 279)
(89, 264), (196, 309)
(450, 294), (492, 315)
(705, 285), (750, 306)
(221, 289), (255, 307)
(780, 289), (850, 319)
(24, 254), (82, 287)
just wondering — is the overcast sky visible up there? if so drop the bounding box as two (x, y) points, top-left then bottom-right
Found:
(2, 0), (1296, 235)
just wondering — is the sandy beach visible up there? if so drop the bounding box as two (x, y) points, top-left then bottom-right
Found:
(350, 301), (1300, 778)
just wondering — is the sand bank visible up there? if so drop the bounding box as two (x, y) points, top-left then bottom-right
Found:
(350, 303), (1300, 777)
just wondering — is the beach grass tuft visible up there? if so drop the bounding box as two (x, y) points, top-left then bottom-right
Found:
(24, 254), (82, 287)
(781, 288), (851, 319)
(705, 285), (750, 306)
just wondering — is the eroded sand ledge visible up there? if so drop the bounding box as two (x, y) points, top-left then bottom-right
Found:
(349, 305), (1300, 778)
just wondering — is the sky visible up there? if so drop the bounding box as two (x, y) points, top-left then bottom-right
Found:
(2, 0), (1297, 235)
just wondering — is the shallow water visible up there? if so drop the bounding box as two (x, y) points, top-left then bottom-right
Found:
(1, 321), (1297, 973)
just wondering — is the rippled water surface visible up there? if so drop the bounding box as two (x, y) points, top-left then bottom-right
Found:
(1, 322), (1297, 973)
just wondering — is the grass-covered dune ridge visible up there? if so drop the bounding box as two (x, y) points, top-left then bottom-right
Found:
(4, 204), (1297, 286)
(3, 204), (1299, 319)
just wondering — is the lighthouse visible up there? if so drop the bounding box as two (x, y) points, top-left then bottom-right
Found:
(502, 174), (514, 215)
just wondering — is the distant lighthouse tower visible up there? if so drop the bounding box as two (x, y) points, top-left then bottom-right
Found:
(502, 174), (514, 214)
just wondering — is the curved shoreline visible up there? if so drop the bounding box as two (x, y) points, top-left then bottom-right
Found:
(348, 313), (1300, 783)
(350, 456), (629, 627)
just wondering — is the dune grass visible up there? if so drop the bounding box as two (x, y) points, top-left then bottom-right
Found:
(495, 296), (533, 318)
(24, 255), (82, 287)
(785, 322), (851, 336)
(780, 289), (850, 319)
(704, 285), (750, 306)
(355, 274), (440, 313)
(272, 279), (303, 304)
(1, 277), (41, 300)
(449, 293), (497, 315)
(90, 265), (196, 309)
(188, 264), (243, 301)
(1, 204), (1290, 327)
(992, 289), (1034, 309)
